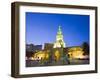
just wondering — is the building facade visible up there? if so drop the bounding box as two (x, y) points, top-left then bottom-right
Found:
(26, 44), (42, 52)
(44, 43), (54, 50)
(68, 46), (84, 59)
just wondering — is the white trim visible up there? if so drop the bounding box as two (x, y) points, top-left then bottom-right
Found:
(19, 5), (95, 75)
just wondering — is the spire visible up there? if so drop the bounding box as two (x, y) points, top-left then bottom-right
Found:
(59, 25), (61, 31)
(57, 25), (62, 35)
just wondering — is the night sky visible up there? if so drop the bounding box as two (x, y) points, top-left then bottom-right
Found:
(26, 12), (89, 47)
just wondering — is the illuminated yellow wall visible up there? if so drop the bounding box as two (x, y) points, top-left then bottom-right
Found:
(54, 50), (61, 61)
(68, 47), (84, 59)
(33, 50), (49, 60)
(33, 49), (61, 61)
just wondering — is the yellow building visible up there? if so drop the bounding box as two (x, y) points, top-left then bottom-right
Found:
(33, 50), (50, 61)
(32, 49), (62, 62)
(68, 46), (84, 59)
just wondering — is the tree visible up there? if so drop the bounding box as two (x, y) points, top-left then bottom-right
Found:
(82, 42), (89, 55)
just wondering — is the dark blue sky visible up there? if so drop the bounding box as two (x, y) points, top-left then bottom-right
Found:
(26, 12), (89, 47)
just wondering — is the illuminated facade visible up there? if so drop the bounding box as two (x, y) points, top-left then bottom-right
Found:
(68, 46), (84, 59)
(44, 43), (54, 50)
(33, 50), (50, 60)
(53, 26), (66, 48)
